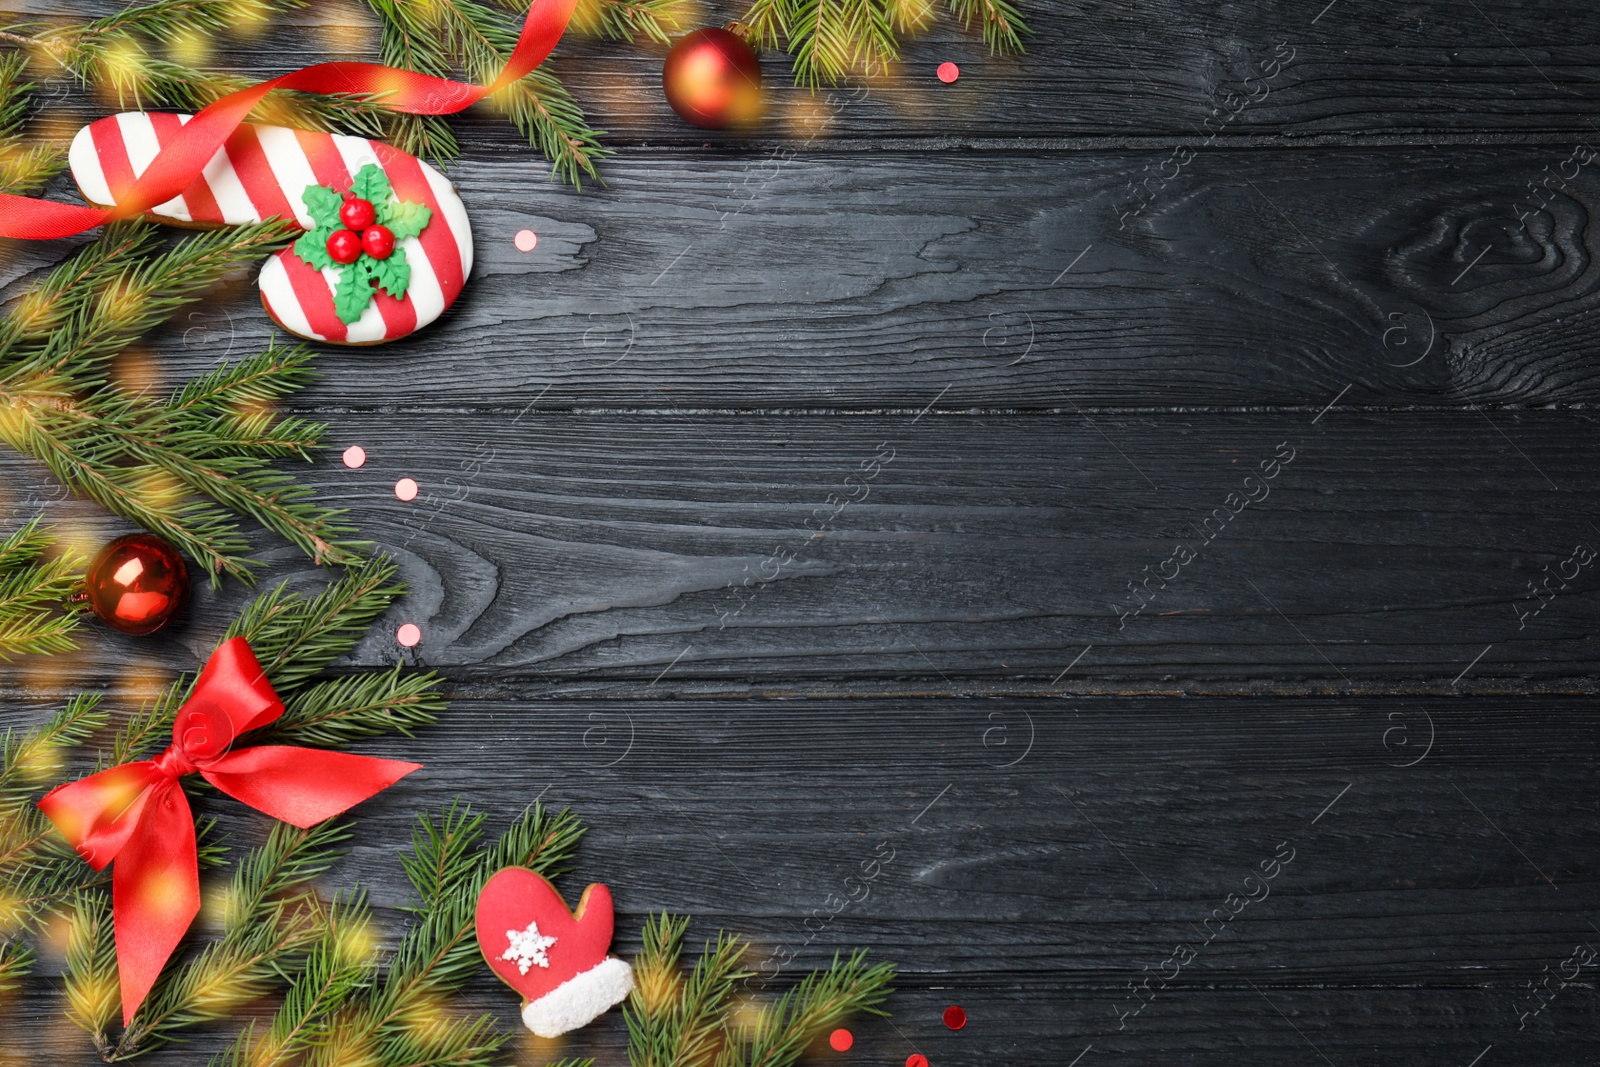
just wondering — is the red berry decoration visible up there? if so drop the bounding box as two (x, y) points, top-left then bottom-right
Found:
(361, 224), (396, 260)
(80, 533), (190, 636)
(662, 28), (763, 129)
(340, 196), (377, 230)
(326, 228), (363, 264)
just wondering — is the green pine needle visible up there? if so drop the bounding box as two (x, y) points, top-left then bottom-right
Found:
(716, 950), (895, 1067)
(737, 0), (1031, 87)
(361, 0), (609, 184)
(212, 893), (376, 1067)
(107, 554), (409, 765)
(62, 887), (121, 1057)
(0, 517), (84, 660)
(0, 224), (359, 584)
(112, 821), (351, 1060)
(944, 0), (1030, 54)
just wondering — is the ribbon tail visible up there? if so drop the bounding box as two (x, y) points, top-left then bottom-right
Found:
(112, 782), (200, 1025)
(202, 747), (421, 828)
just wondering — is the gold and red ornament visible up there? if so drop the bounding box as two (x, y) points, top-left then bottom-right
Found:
(0, 0), (582, 344)
(476, 867), (634, 1037)
(38, 637), (421, 1022)
(662, 27), (764, 129)
(78, 532), (191, 636)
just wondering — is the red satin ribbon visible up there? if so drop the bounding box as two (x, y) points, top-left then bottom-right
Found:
(38, 637), (421, 1025)
(0, 0), (577, 240)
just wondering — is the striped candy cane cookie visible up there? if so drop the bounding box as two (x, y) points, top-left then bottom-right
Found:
(69, 113), (474, 346)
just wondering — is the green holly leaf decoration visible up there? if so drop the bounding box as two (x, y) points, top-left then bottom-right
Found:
(302, 184), (343, 230)
(332, 258), (376, 324)
(381, 199), (432, 242)
(289, 166), (433, 326)
(293, 227), (337, 272)
(351, 163), (393, 208)
(369, 246), (411, 299)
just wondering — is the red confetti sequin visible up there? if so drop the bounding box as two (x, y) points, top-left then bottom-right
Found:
(829, 1029), (853, 1052)
(942, 1005), (966, 1030)
(342, 445), (367, 468)
(937, 61), (960, 84)
(515, 228), (538, 252)
(907, 1056), (930, 1067)
(395, 477), (419, 501)
(397, 623), (422, 647)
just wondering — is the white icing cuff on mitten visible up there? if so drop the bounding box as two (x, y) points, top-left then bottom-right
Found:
(521, 956), (635, 1038)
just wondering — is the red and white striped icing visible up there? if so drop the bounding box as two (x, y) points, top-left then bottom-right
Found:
(68, 113), (474, 345)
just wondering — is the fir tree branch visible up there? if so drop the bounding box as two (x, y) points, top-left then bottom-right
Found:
(0, 695), (110, 941)
(227, 553), (407, 693)
(309, 803), (585, 1067)
(944, 0), (1029, 54)
(361, 0), (609, 184)
(0, 516), (84, 659)
(108, 554), (408, 765)
(787, 0), (897, 88)
(272, 661), (447, 747)
(212, 893), (376, 1067)
(0, 223), (358, 584)
(0, 937), (30, 998)
(63, 887), (120, 1059)
(567, 0), (683, 45)
(627, 917), (750, 1067)
(0, 51), (63, 195)
(0, 1), (386, 137)
(111, 820), (351, 1060)
(715, 950), (894, 1067)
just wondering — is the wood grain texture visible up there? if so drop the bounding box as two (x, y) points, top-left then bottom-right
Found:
(1, 698), (1596, 1065)
(4, 411), (1597, 696)
(33, 0), (1600, 144)
(5, 1), (1600, 1064)
(6, 144), (1599, 410)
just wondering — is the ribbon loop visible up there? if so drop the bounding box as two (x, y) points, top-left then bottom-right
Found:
(39, 637), (422, 1025)
(0, 0), (578, 240)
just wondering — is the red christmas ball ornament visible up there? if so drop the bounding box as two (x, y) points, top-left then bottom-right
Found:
(662, 28), (763, 129)
(361, 224), (396, 260)
(81, 533), (190, 635)
(340, 196), (377, 230)
(327, 228), (363, 264)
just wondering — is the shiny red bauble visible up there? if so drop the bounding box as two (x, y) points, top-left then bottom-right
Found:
(82, 533), (190, 635)
(662, 28), (763, 129)
(340, 196), (377, 231)
(361, 224), (395, 260)
(327, 228), (363, 264)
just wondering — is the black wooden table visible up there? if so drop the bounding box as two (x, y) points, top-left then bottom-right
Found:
(4, 1), (1600, 1064)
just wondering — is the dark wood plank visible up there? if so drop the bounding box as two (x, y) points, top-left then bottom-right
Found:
(4, 410), (1597, 696)
(3, 697), (1596, 1064)
(4, 144), (1590, 411)
(34, 0), (1600, 143)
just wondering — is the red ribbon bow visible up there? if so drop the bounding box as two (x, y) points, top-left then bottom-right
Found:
(0, 0), (577, 240)
(38, 637), (421, 1024)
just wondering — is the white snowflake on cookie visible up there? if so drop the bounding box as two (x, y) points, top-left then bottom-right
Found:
(501, 920), (558, 974)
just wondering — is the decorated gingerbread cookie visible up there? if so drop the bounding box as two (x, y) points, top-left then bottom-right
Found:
(475, 867), (634, 1037)
(68, 113), (473, 346)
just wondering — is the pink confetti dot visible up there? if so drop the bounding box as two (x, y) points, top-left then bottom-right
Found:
(942, 1005), (966, 1030)
(937, 61), (960, 84)
(514, 229), (538, 252)
(907, 1056), (930, 1067)
(396, 623), (421, 647)
(395, 477), (419, 502)
(828, 1029), (853, 1052)
(342, 445), (367, 469)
